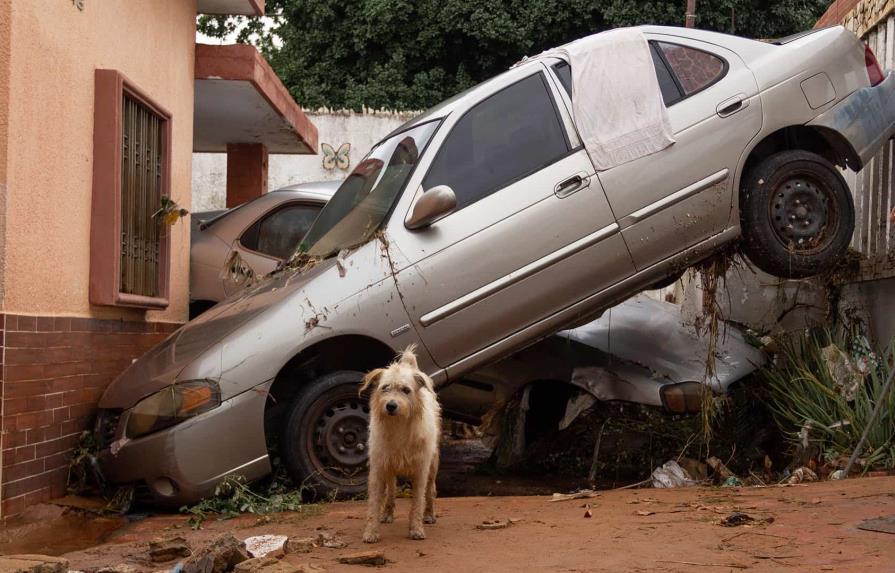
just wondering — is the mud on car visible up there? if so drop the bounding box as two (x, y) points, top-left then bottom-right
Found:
(95, 25), (895, 505)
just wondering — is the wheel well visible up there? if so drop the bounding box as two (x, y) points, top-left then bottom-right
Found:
(742, 125), (861, 180)
(263, 335), (395, 448)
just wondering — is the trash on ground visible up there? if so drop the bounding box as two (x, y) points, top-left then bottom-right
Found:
(723, 476), (743, 487)
(857, 516), (895, 535)
(786, 466), (818, 484)
(830, 469), (848, 480)
(821, 343), (864, 401)
(337, 550), (387, 566)
(583, 504), (593, 518)
(149, 536), (193, 562)
(315, 531), (347, 549)
(650, 460), (697, 488)
(476, 519), (512, 530)
(719, 512), (774, 527)
(706, 456), (736, 481)
(549, 489), (599, 502)
(244, 535), (288, 558)
(634, 510), (655, 516)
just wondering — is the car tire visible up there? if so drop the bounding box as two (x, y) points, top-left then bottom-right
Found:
(739, 150), (854, 278)
(281, 371), (370, 499)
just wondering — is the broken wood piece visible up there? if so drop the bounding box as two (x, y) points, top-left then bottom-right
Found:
(337, 551), (386, 566)
(476, 519), (511, 530)
(549, 489), (599, 502)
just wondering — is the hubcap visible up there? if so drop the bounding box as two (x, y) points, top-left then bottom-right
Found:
(310, 396), (370, 485)
(770, 176), (834, 252)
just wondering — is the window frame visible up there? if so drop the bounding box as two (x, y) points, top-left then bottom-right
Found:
(652, 40), (729, 102)
(237, 200), (324, 261)
(420, 70), (576, 215)
(90, 69), (172, 309)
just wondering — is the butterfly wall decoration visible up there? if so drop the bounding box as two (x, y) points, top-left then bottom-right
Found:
(152, 196), (189, 226)
(322, 142), (350, 171)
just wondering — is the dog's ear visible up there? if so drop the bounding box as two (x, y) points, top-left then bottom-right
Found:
(398, 344), (419, 369)
(360, 368), (385, 394)
(413, 371), (434, 392)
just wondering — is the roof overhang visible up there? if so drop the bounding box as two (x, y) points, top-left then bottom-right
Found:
(194, 44), (317, 155)
(197, 0), (264, 16)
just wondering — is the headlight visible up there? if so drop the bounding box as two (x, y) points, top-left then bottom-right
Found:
(126, 380), (221, 439)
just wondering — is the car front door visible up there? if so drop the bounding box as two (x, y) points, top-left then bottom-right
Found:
(223, 202), (322, 296)
(388, 64), (635, 368)
(587, 36), (762, 271)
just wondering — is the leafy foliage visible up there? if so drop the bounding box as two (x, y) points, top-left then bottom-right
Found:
(181, 474), (313, 529)
(764, 330), (895, 472)
(198, 0), (830, 110)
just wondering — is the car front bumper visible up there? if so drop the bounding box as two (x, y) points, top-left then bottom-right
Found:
(809, 70), (895, 169)
(96, 381), (272, 507)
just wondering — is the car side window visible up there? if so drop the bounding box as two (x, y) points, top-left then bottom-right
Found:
(240, 203), (322, 259)
(423, 72), (570, 211)
(552, 54), (681, 107)
(656, 42), (726, 96)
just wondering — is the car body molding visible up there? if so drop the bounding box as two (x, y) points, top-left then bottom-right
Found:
(420, 222), (620, 327)
(619, 168), (729, 229)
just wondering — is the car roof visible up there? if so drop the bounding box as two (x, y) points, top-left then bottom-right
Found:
(194, 180), (340, 230)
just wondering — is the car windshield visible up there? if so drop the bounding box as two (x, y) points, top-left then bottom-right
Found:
(299, 121), (440, 258)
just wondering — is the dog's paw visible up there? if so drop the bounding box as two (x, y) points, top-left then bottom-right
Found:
(423, 514), (436, 524)
(362, 530), (381, 544)
(409, 527), (426, 540)
(379, 514), (394, 524)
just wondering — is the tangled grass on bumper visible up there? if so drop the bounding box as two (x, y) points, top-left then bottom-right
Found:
(181, 474), (314, 529)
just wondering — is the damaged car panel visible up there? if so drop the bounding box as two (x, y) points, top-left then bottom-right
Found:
(97, 24), (890, 504)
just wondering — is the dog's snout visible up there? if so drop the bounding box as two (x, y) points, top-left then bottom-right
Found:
(385, 400), (398, 415)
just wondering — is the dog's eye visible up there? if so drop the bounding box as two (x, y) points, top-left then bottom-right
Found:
(401, 387), (411, 395)
(380, 385), (389, 392)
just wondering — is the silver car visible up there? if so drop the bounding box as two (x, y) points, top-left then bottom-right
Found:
(96, 25), (894, 505)
(189, 181), (338, 316)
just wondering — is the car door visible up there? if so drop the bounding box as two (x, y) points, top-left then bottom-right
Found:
(588, 36), (762, 271)
(388, 64), (635, 368)
(223, 202), (322, 295)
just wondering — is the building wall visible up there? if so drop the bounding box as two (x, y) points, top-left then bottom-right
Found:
(0, 0), (197, 516)
(192, 110), (417, 210)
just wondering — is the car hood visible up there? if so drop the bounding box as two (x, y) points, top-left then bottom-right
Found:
(99, 259), (338, 409)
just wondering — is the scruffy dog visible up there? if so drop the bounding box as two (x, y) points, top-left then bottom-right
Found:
(360, 346), (441, 542)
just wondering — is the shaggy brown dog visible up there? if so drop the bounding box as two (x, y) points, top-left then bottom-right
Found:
(360, 346), (441, 542)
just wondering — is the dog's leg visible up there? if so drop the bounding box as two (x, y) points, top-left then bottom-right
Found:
(424, 454), (438, 524)
(380, 476), (396, 523)
(363, 467), (383, 543)
(408, 465), (430, 540)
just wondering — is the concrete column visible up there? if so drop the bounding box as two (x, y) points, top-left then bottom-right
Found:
(226, 143), (268, 208)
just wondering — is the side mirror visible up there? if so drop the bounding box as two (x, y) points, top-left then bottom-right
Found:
(405, 185), (457, 230)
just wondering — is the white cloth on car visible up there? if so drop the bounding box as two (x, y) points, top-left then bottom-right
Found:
(536, 28), (675, 171)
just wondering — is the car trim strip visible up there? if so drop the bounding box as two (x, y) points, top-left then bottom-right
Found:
(420, 222), (620, 327)
(619, 168), (729, 229)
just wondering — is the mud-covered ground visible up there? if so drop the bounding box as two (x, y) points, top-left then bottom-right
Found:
(4, 476), (894, 572)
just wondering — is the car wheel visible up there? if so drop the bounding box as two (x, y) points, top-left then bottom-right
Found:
(282, 371), (370, 498)
(740, 150), (854, 278)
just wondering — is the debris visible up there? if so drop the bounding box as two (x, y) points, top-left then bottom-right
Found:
(233, 556), (313, 573)
(583, 505), (592, 518)
(821, 344), (863, 401)
(634, 510), (655, 516)
(549, 490), (599, 502)
(706, 456), (735, 480)
(0, 555), (69, 573)
(284, 537), (316, 554)
(336, 249), (350, 277)
(651, 460), (697, 488)
(719, 512), (774, 527)
(476, 519), (511, 530)
(244, 535), (288, 558)
(337, 551), (387, 566)
(723, 476), (743, 487)
(786, 466), (818, 485)
(678, 457), (709, 481)
(149, 536), (193, 562)
(857, 516), (895, 535)
(559, 392), (596, 431)
(656, 560), (747, 569)
(182, 533), (250, 573)
(315, 532), (347, 549)
(830, 469), (847, 480)
(96, 565), (138, 573)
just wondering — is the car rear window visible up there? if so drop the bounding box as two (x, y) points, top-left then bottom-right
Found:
(656, 42), (726, 96)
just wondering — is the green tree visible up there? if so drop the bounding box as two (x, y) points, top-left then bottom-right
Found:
(199, 0), (830, 111)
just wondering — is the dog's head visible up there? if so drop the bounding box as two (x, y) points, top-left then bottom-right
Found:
(361, 345), (434, 420)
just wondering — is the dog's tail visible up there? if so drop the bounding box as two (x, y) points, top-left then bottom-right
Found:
(398, 344), (418, 368)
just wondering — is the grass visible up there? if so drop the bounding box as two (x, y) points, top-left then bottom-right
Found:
(763, 329), (895, 473)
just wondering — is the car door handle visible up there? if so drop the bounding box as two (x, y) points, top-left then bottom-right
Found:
(554, 172), (590, 198)
(716, 94), (748, 117)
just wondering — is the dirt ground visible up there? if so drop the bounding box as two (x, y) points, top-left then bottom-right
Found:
(5, 476), (892, 572)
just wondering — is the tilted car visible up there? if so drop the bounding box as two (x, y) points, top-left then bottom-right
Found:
(189, 181), (338, 316)
(96, 25), (894, 505)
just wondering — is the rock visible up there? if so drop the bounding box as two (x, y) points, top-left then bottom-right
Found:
(315, 532), (346, 549)
(337, 551), (386, 566)
(149, 536), (193, 562)
(787, 466), (818, 484)
(233, 556), (313, 573)
(0, 554), (68, 573)
(284, 538), (316, 554)
(243, 535), (288, 558)
(96, 565), (139, 573)
(830, 469), (847, 480)
(183, 533), (250, 573)
(475, 519), (510, 530)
